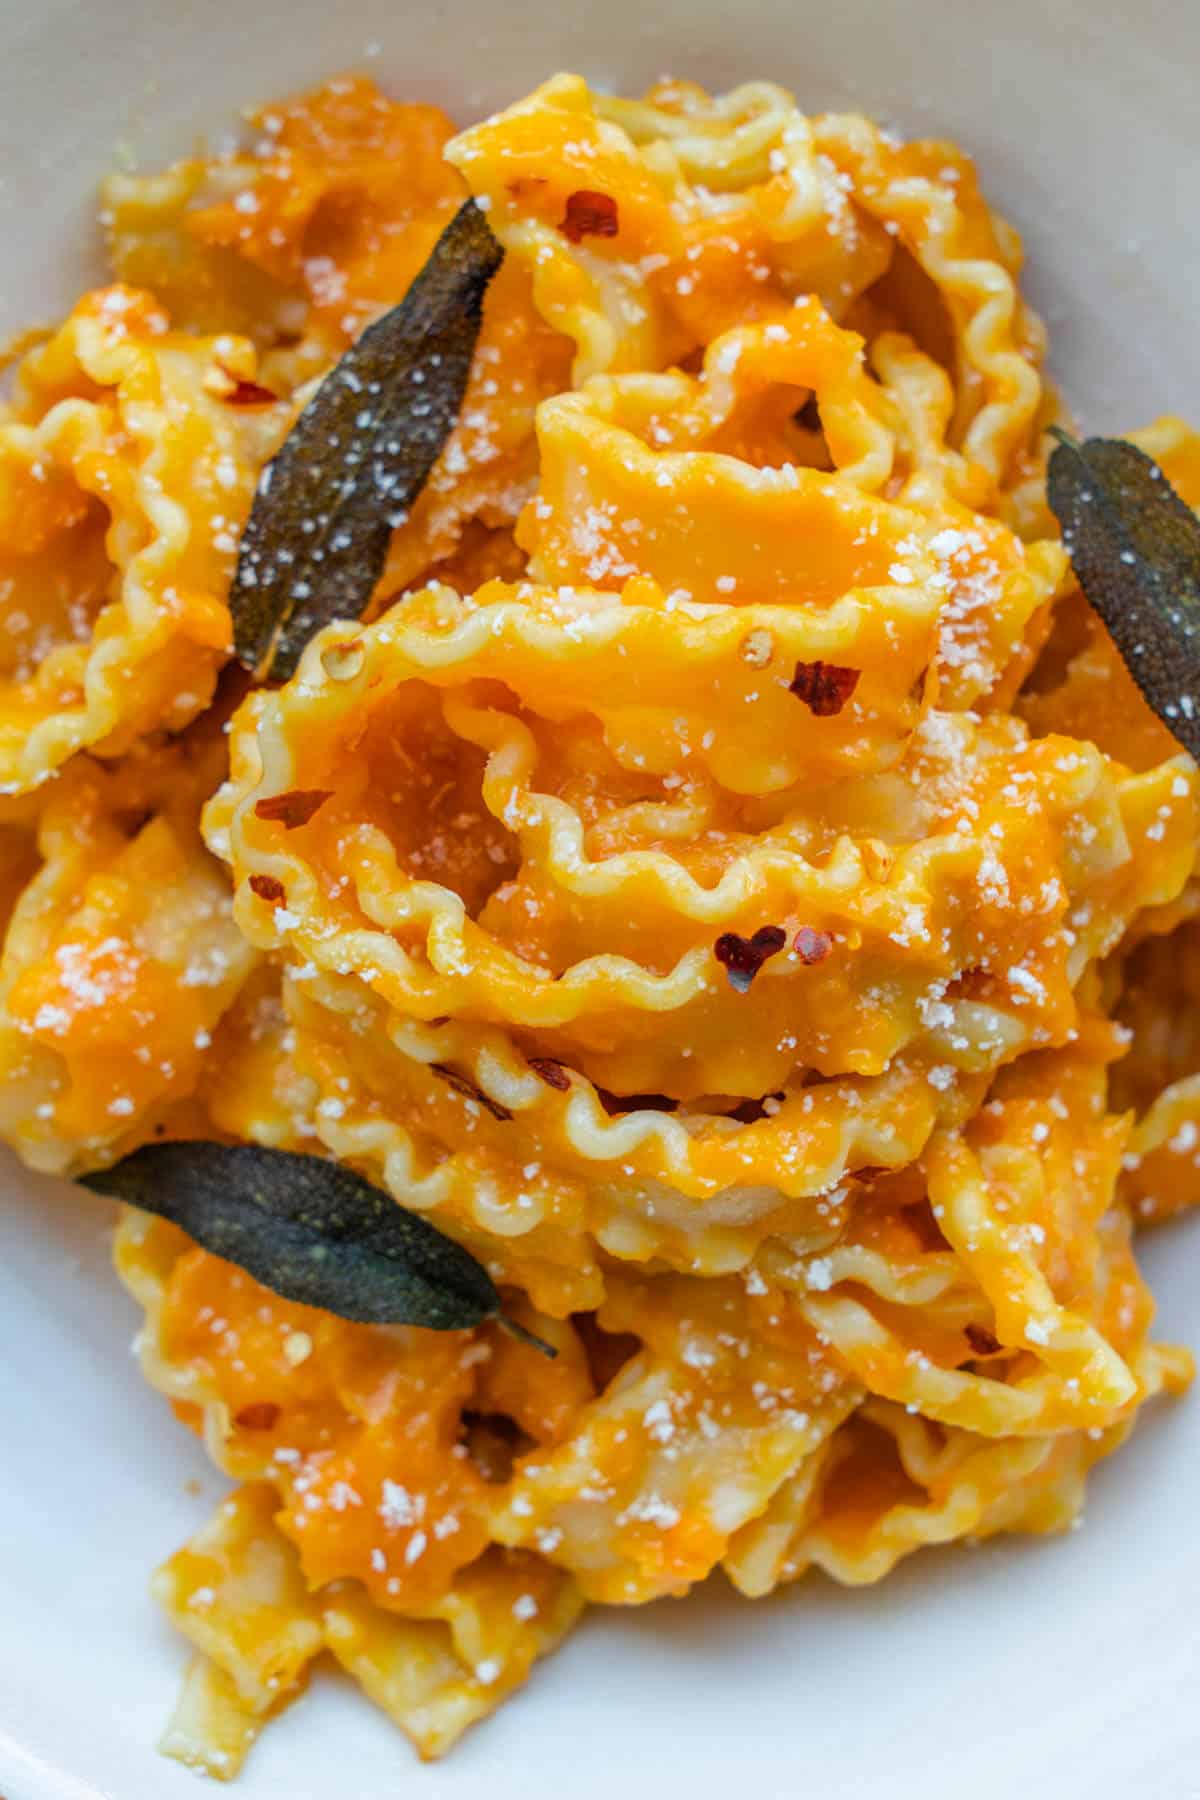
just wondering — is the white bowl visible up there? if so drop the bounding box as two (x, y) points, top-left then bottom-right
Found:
(1, 2), (1198, 1796)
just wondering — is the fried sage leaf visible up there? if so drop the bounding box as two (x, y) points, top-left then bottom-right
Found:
(80, 1140), (552, 1350)
(231, 199), (504, 680)
(1047, 431), (1200, 758)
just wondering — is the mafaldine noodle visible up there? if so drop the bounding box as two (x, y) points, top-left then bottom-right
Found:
(1, 71), (1198, 1780)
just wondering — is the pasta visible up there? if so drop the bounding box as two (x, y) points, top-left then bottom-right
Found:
(2, 69), (1198, 1779)
(0, 713), (259, 1171)
(0, 293), (280, 795)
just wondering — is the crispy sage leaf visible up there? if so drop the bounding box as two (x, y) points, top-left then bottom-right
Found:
(80, 1140), (553, 1352)
(1047, 431), (1200, 758)
(231, 200), (504, 680)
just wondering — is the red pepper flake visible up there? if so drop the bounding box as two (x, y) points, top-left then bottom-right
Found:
(235, 1401), (281, 1430)
(789, 660), (861, 717)
(965, 1323), (1002, 1357)
(248, 874), (286, 905)
(714, 926), (787, 993)
(431, 1063), (513, 1122)
(560, 190), (619, 244)
(224, 375), (279, 407)
(794, 926), (834, 965)
(254, 788), (334, 830)
(528, 1057), (571, 1092)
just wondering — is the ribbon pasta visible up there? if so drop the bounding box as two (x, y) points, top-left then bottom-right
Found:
(1, 71), (1197, 1779)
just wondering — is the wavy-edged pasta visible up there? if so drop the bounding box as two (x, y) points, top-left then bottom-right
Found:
(0, 716), (258, 1171)
(104, 76), (573, 612)
(2, 69), (1198, 1780)
(152, 1482), (582, 1777)
(202, 589), (1194, 1309)
(0, 292), (283, 795)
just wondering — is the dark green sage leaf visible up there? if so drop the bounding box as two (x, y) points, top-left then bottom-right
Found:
(80, 1140), (553, 1353)
(231, 200), (504, 680)
(1046, 430), (1200, 758)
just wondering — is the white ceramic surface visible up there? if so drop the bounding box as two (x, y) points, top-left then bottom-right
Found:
(1, 1), (1199, 1795)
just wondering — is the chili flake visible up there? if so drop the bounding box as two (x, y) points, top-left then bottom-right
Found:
(789, 661), (861, 716)
(714, 926), (788, 993)
(248, 874), (286, 905)
(254, 788), (334, 829)
(431, 1064), (513, 1122)
(560, 190), (620, 244)
(528, 1057), (571, 1092)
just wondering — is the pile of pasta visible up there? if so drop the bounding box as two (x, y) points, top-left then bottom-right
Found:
(2, 72), (1199, 1776)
